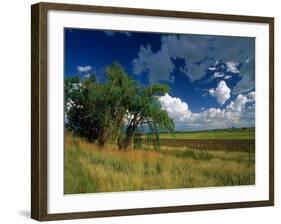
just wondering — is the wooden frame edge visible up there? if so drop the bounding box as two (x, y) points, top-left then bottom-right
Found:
(31, 2), (274, 221)
(36, 2), (274, 23)
(31, 3), (40, 220)
(40, 200), (273, 221)
(269, 18), (274, 204)
(31, 3), (48, 221)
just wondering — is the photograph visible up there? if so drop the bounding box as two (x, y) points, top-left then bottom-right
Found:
(63, 28), (256, 194)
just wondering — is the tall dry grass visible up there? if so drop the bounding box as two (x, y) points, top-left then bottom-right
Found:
(64, 133), (255, 194)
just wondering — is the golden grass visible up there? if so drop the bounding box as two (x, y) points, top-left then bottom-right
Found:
(64, 133), (255, 194)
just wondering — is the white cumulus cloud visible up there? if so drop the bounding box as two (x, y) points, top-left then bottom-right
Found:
(77, 65), (92, 73)
(209, 80), (231, 105)
(224, 75), (232, 80)
(213, 72), (225, 78)
(247, 91), (255, 102)
(158, 93), (254, 131)
(159, 93), (191, 122)
(225, 61), (240, 74)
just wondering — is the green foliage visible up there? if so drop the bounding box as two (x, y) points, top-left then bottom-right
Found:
(65, 75), (108, 144)
(65, 62), (174, 150)
(119, 82), (174, 150)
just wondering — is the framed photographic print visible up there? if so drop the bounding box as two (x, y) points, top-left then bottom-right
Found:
(31, 2), (274, 221)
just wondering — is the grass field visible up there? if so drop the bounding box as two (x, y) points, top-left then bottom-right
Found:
(157, 127), (255, 140)
(64, 128), (255, 194)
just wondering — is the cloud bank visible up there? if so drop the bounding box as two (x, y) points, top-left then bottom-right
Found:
(159, 92), (255, 131)
(132, 44), (174, 83)
(133, 34), (255, 94)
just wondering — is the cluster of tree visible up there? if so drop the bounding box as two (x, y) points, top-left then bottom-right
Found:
(65, 63), (174, 150)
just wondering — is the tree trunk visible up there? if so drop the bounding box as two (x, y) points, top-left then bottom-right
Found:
(97, 128), (108, 147)
(118, 114), (140, 150)
(118, 129), (134, 150)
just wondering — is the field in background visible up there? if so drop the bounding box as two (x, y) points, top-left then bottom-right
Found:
(158, 127), (255, 140)
(64, 128), (255, 194)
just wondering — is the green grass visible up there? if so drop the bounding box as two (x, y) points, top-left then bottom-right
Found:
(64, 130), (255, 194)
(157, 127), (255, 140)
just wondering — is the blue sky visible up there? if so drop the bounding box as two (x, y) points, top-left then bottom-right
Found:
(64, 28), (255, 131)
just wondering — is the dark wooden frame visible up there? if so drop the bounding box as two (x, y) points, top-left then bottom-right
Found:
(31, 2), (274, 221)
